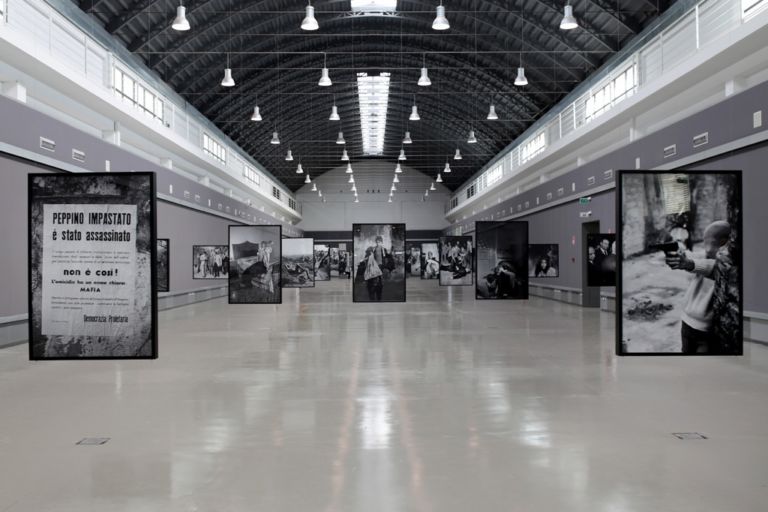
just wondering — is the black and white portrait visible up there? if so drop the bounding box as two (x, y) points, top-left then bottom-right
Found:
(528, 244), (559, 278)
(475, 221), (528, 300)
(353, 224), (406, 302)
(157, 238), (169, 292)
(193, 245), (228, 279)
(420, 242), (439, 279)
(406, 243), (422, 277)
(282, 237), (314, 288)
(439, 236), (473, 286)
(338, 249), (351, 279)
(586, 234), (616, 286)
(228, 225), (282, 304)
(314, 244), (331, 281)
(618, 171), (742, 355)
(28, 172), (157, 359)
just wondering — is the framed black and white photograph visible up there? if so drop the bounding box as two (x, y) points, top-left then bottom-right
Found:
(439, 236), (474, 286)
(618, 170), (742, 356)
(475, 221), (529, 300)
(352, 223), (406, 302)
(330, 246), (340, 277)
(193, 245), (228, 279)
(406, 243), (422, 277)
(528, 244), (559, 278)
(28, 172), (157, 359)
(157, 238), (170, 292)
(228, 225), (282, 304)
(420, 242), (439, 279)
(338, 249), (351, 279)
(314, 243), (331, 281)
(282, 237), (314, 288)
(586, 234), (616, 286)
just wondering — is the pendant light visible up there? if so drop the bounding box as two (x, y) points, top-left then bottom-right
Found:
(301, 1), (319, 30)
(305, 174), (311, 184)
(318, 53), (332, 86)
(425, 188), (429, 197)
(311, 183), (317, 192)
(388, 196), (393, 203)
(515, 67), (528, 86)
(393, 175), (400, 183)
(395, 163), (403, 173)
(172, 2), (190, 31)
(336, 131), (345, 145)
(341, 149), (349, 161)
(221, 55), (235, 87)
(403, 131), (413, 144)
(329, 97), (340, 120)
(410, 105), (420, 121)
(348, 175), (355, 184)
(391, 184), (397, 191)
(454, 148), (462, 160)
(487, 104), (498, 120)
(432, 2), (450, 30)
(418, 54), (431, 86)
(467, 129), (477, 144)
(318, 190), (323, 197)
(430, 182), (436, 191)
(398, 148), (406, 160)
(444, 162), (451, 173)
(285, 149), (293, 161)
(436, 173), (443, 183)
(354, 196), (359, 203)
(346, 163), (354, 173)
(389, 190), (394, 197)
(351, 184), (357, 192)
(250, 105), (262, 121)
(560, 3), (578, 30)
(296, 163), (304, 174)
(270, 129), (280, 145)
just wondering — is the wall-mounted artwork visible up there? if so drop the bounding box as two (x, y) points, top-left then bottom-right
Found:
(406, 243), (422, 276)
(228, 225), (282, 304)
(420, 242), (439, 279)
(28, 172), (157, 359)
(618, 170), (742, 355)
(193, 245), (228, 279)
(439, 236), (473, 286)
(157, 238), (170, 292)
(528, 244), (559, 278)
(282, 237), (314, 288)
(586, 234), (616, 286)
(475, 221), (529, 300)
(352, 224), (406, 302)
(314, 244), (331, 281)
(338, 248), (351, 279)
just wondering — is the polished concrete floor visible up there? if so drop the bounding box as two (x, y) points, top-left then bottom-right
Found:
(1, 279), (768, 511)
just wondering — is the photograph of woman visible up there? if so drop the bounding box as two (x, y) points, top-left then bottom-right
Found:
(353, 224), (406, 302)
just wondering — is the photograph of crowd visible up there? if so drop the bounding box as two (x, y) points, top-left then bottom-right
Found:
(420, 243), (439, 279)
(618, 170), (742, 355)
(281, 237), (314, 288)
(193, 245), (229, 279)
(528, 244), (559, 278)
(406, 244), (422, 277)
(475, 221), (528, 300)
(353, 224), (406, 302)
(586, 234), (616, 287)
(228, 225), (281, 304)
(314, 244), (331, 281)
(157, 238), (169, 292)
(439, 236), (473, 286)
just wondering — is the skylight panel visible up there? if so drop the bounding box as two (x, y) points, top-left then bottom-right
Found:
(351, 0), (398, 13)
(357, 72), (390, 156)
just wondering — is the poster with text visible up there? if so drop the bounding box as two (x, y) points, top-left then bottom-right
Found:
(229, 225), (282, 304)
(28, 172), (157, 359)
(475, 221), (528, 300)
(353, 224), (406, 302)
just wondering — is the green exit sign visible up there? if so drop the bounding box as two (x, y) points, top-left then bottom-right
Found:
(579, 197), (591, 205)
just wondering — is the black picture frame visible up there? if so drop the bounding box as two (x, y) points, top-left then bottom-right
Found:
(352, 223), (407, 303)
(438, 235), (474, 286)
(616, 170), (743, 356)
(420, 242), (439, 279)
(27, 171), (158, 360)
(281, 237), (315, 288)
(313, 243), (332, 281)
(157, 238), (170, 293)
(586, 234), (616, 287)
(192, 244), (228, 280)
(528, 244), (560, 278)
(228, 225), (282, 304)
(474, 221), (529, 300)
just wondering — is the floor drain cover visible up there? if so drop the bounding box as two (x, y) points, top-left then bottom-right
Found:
(672, 432), (707, 440)
(76, 437), (110, 445)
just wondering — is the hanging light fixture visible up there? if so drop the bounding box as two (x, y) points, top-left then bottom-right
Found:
(250, 105), (262, 121)
(318, 53), (332, 87)
(305, 174), (311, 184)
(336, 131), (345, 144)
(311, 183), (317, 192)
(398, 148), (406, 160)
(296, 163), (304, 174)
(444, 162), (451, 173)
(388, 196), (393, 203)
(221, 55), (235, 87)
(436, 173), (443, 183)
(432, 2), (450, 30)
(341, 149), (349, 161)
(351, 184), (357, 192)
(285, 149), (293, 161)
(393, 175), (400, 183)
(454, 148), (462, 160)
(425, 188), (429, 197)
(430, 182), (436, 191)
(318, 190), (323, 197)
(487, 104), (498, 120)
(270, 129), (280, 145)
(467, 129), (477, 144)
(391, 184), (397, 191)
(172, 2), (190, 31)
(329, 97), (340, 120)
(346, 163), (354, 173)
(354, 196), (359, 203)
(395, 163), (403, 173)
(560, 2), (579, 30)
(348, 175), (355, 184)
(418, 54), (431, 86)
(410, 105), (420, 121)
(515, 67), (528, 86)
(403, 131), (413, 144)
(301, 1), (319, 30)
(389, 190), (394, 197)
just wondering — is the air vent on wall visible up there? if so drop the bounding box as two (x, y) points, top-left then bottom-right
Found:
(604, 169), (614, 180)
(693, 132), (709, 148)
(517, 204), (522, 211)
(587, 176), (596, 186)
(663, 144), (677, 158)
(546, 192), (553, 201)
(72, 149), (85, 162)
(194, 194), (200, 203)
(558, 187), (564, 197)
(39, 137), (55, 152)
(524, 201), (530, 208)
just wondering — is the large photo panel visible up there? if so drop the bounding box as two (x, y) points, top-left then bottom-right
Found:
(352, 224), (406, 302)
(28, 172), (157, 359)
(228, 225), (282, 304)
(314, 243), (331, 281)
(618, 170), (742, 356)
(475, 221), (529, 300)
(528, 244), (559, 278)
(157, 238), (170, 292)
(406, 243), (422, 277)
(193, 245), (228, 279)
(282, 237), (315, 288)
(420, 242), (439, 279)
(439, 236), (474, 286)
(587, 234), (616, 286)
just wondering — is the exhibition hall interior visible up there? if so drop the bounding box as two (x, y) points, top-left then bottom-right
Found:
(1, 0), (768, 509)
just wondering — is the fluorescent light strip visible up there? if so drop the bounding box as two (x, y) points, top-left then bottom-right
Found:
(357, 72), (390, 156)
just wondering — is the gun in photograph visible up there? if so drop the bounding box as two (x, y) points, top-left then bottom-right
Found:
(647, 241), (681, 254)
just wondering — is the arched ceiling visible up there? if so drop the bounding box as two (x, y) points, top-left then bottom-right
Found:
(75, 0), (674, 191)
